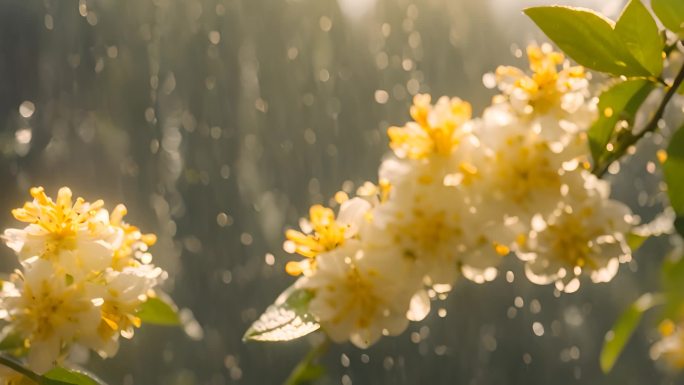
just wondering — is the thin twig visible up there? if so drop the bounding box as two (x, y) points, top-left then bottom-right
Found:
(0, 354), (42, 383)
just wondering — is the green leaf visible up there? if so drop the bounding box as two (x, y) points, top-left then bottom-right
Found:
(652, 0), (684, 36)
(42, 367), (103, 385)
(243, 283), (319, 342)
(626, 232), (648, 251)
(675, 216), (684, 237)
(663, 124), (684, 237)
(284, 362), (325, 385)
(600, 293), (664, 373)
(136, 297), (181, 326)
(0, 331), (25, 352)
(524, 6), (651, 76)
(588, 79), (655, 164)
(662, 252), (684, 319)
(615, 0), (664, 76)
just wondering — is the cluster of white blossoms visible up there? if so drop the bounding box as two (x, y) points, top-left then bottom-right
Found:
(278, 43), (635, 349)
(0, 187), (167, 374)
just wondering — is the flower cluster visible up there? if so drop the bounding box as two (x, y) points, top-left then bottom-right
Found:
(0, 187), (167, 374)
(280, 44), (635, 348)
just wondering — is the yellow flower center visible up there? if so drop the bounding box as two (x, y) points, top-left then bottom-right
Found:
(11, 187), (105, 258)
(98, 299), (141, 340)
(388, 195), (463, 262)
(285, 205), (347, 260)
(388, 94), (472, 159)
(15, 279), (92, 343)
(493, 136), (561, 207)
(543, 207), (600, 270)
(496, 44), (587, 115)
(327, 265), (382, 329)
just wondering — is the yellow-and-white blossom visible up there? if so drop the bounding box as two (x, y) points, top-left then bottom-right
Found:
(0, 260), (101, 373)
(284, 198), (371, 276)
(388, 94), (472, 160)
(472, 127), (586, 222)
(0, 186), (169, 374)
(109, 204), (157, 271)
(81, 266), (163, 358)
(494, 43), (595, 133)
(519, 179), (633, 293)
(2, 187), (121, 277)
(301, 241), (420, 348)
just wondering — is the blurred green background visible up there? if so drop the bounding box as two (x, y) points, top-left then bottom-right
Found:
(0, 0), (679, 384)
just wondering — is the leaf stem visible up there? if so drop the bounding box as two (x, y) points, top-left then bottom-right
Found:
(283, 337), (330, 385)
(593, 44), (684, 177)
(0, 354), (42, 383)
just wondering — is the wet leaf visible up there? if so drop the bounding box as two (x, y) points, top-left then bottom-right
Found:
(243, 283), (319, 342)
(137, 297), (181, 326)
(662, 253), (684, 319)
(652, 0), (684, 36)
(588, 79), (655, 164)
(663, 124), (684, 237)
(615, 0), (664, 76)
(0, 331), (24, 352)
(42, 367), (102, 385)
(600, 293), (664, 373)
(626, 232), (648, 251)
(525, 6), (651, 76)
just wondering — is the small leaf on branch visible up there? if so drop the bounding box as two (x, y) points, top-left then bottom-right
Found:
(652, 0), (684, 36)
(42, 367), (103, 385)
(600, 293), (664, 373)
(0, 331), (25, 352)
(662, 252), (684, 319)
(243, 282), (319, 342)
(588, 79), (655, 165)
(524, 6), (651, 76)
(626, 232), (648, 251)
(663, 124), (684, 237)
(136, 297), (181, 326)
(615, 0), (664, 76)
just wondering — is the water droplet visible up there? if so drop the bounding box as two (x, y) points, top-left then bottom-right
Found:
(19, 101), (35, 118)
(532, 322), (544, 336)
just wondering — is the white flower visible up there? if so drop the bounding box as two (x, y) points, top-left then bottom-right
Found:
(520, 182), (633, 293)
(0, 259), (101, 374)
(494, 43), (596, 139)
(301, 241), (420, 348)
(2, 187), (122, 278)
(371, 190), (463, 285)
(465, 109), (588, 224)
(0, 186), (170, 373)
(80, 266), (163, 358)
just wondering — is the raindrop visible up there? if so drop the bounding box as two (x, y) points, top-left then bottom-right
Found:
(532, 322), (544, 336)
(340, 353), (350, 367)
(19, 101), (35, 118)
(514, 296), (524, 308)
(374, 90), (389, 104)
